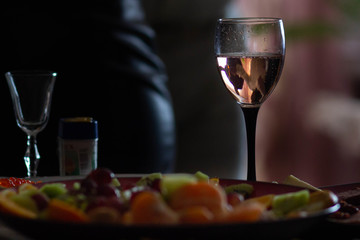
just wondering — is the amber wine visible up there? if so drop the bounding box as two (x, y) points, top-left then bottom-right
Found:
(216, 54), (283, 106)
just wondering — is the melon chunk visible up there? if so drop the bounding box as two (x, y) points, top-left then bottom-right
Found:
(0, 194), (36, 219)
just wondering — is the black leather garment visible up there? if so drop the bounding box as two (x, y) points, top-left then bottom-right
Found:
(0, 0), (176, 176)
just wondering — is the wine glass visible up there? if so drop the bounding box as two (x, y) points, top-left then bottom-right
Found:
(5, 70), (57, 177)
(214, 18), (285, 181)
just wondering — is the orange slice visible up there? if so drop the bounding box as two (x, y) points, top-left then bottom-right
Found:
(178, 206), (214, 224)
(46, 199), (89, 223)
(169, 181), (227, 216)
(243, 194), (274, 208)
(131, 191), (178, 225)
(224, 202), (265, 223)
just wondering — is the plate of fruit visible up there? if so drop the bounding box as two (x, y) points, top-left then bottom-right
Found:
(0, 168), (339, 239)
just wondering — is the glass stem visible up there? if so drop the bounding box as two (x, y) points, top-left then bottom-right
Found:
(241, 106), (260, 181)
(24, 135), (40, 177)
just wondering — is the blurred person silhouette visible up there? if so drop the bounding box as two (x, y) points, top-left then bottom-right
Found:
(143, 0), (247, 179)
(0, 1), (176, 177)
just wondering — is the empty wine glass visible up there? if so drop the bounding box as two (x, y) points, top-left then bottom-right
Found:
(215, 18), (285, 181)
(5, 70), (57, 177)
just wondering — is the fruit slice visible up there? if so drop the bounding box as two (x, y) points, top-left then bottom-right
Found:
(282, 175), (321, 191)
(10, 194), (38, 214)
(302, 190), (338, 212)
(224, 183), (254, 197)
(169, 181), (227, 216)
(46, 199), (89, 222)
(178, 206), (214, 224)
(136, 173), (162, 187)
(243, 194), (275, 209)
(224, 202), (265, 223)
(194, 171), (209, 181)
(160, 174), (197, 198)
(40, 183), (68, 198)
(130, 191), (178, 224)
(272, 189), (310, 216)
(0, 194), (36, 219)
(87, 206), (121, 223)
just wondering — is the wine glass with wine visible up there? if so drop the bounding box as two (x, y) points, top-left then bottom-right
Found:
(214, 18), (285, 181)
(5, 70), (57, 177)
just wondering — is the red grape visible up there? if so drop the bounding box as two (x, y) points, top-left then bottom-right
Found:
(86, 196), (126, 214)
(31, 193), (49, 211)
(86, 197), (107, 212)
(227, 192), (244, 207)
(80, 178), (98, 195)
(96, 184), (120, 198)
(150, 178), (161, 192)
(86, 168), (115, 185)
